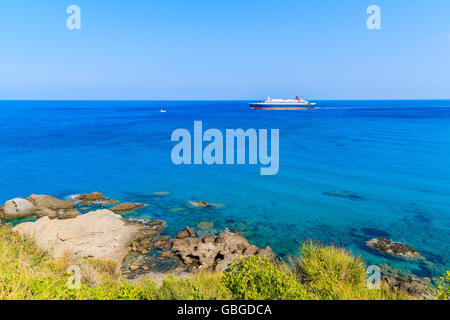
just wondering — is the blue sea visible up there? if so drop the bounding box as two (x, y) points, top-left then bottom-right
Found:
(1, 100), (449, 278)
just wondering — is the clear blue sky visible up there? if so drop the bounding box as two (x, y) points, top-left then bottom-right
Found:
(0, 0), (449, 100)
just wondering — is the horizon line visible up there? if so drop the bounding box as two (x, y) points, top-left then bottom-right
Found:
(1, 98), (450, 102)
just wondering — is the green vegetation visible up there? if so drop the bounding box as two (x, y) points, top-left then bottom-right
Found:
(157, 273), (230, 300)
(0, 222), (447, 300)
(0, 221), (157, 299)
(223, 255), (311, 300)
(435, 271), (450, 300)
(292, 241), (405, 300)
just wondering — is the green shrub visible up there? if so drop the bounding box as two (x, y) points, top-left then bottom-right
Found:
(157, 275), (205, 300)
(157, 273), (230, 300)
(293, 241), (405, 300)
(223, 255), (311, 300)
(296, 241), (366, 286)
(435, 271), (450, 300)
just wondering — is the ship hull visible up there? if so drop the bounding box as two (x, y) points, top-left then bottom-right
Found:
(250, 104), (315, 110)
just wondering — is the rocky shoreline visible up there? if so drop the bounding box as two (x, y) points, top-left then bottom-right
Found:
(0, 192), (438, 299)
(1, 192), (275, 279)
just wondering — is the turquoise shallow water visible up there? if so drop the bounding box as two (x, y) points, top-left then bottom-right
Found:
(0, 100), (449, 278)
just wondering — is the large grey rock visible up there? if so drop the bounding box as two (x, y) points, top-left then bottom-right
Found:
(13, 210), (164, 265)
(26, 194), (80, 220)
(27, 194), (75, 210)
(3, 198), (37, 219)
(382, 274), (434, 300)
(171, 229), (276, 271)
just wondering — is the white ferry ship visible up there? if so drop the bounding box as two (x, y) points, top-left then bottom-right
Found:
(250, 96), (316, 110)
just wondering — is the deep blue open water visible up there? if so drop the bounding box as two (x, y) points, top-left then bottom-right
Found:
(1, 100), (449, 278)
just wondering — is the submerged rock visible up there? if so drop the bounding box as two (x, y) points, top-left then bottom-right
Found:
(187, 201), (210, 208)
(187, 201), (226, 209)
(361, 227), (391, 238)
(366, 238), (421, 258)
(412, 214), (431, 224)
(197, 222), (214, 229)
(323, 190), (364, 201)
(13, 210), (164, 265)
(109, 202), (145, 213)
(3, 198), (37, 219)
(98, 199), (119, 205)
(153, 191), (170, 197)
(210, 203), (226, 209)
(171, 228), (276, 272)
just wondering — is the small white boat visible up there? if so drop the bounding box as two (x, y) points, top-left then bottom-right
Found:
(160, 109), (167, 113)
